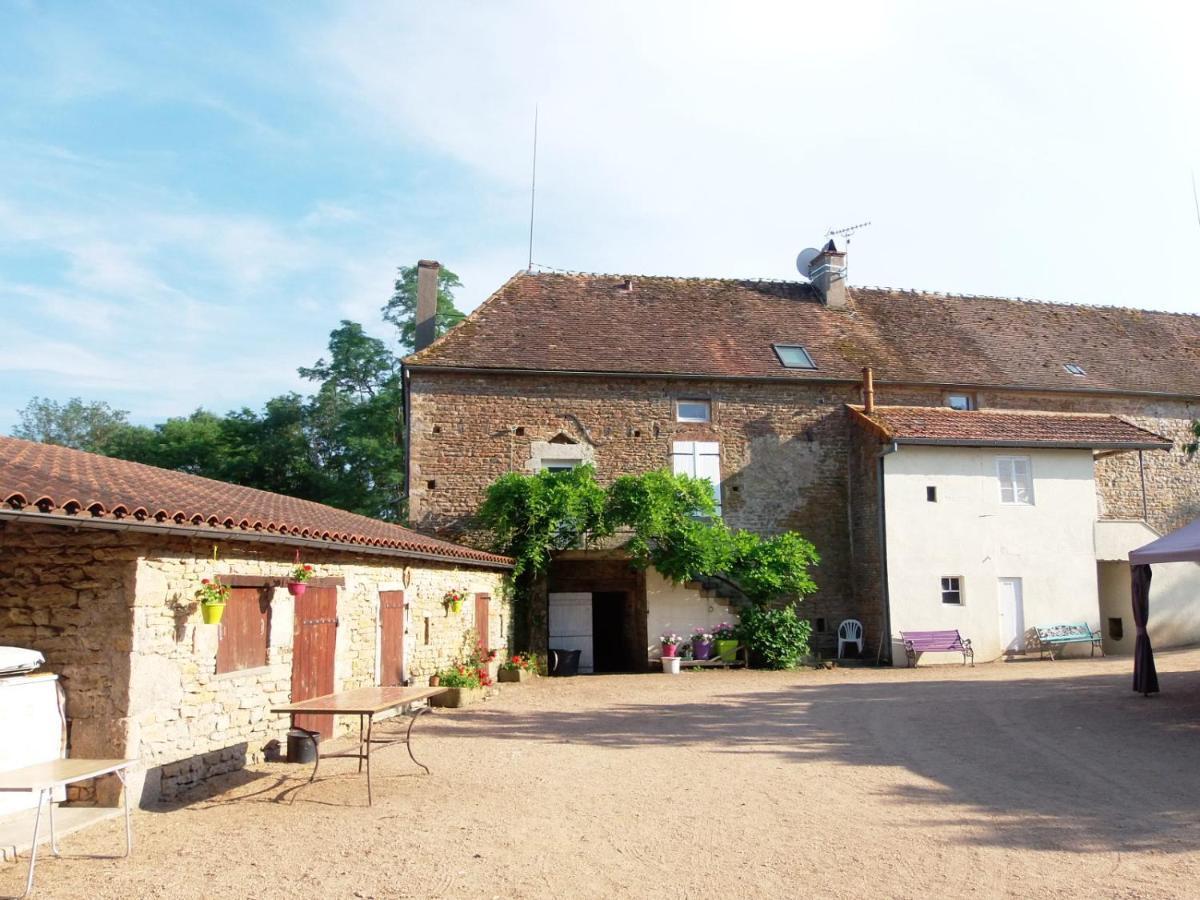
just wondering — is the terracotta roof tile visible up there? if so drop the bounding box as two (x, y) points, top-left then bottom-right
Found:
(0, 436), (511, 567)
(848, 405), (1172, 449)
(407, 272), (1200, 397)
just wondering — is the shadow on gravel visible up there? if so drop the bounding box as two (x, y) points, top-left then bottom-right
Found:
(424, 663), (1200, 854)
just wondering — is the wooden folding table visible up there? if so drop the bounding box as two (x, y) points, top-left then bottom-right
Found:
(271, 686), (444, 805)
(0, 758), (135, 899)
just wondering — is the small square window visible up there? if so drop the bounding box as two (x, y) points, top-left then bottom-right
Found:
(1064, 363), (1087, 376)
(926, 486), (937, 502)
(773, 344), (817, 369)
(945, 393), (975, 411)
(675, 399), (711, 423)
(941, 576), (963, 605)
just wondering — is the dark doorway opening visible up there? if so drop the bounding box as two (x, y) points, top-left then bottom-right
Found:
(592, 591), (633, 673)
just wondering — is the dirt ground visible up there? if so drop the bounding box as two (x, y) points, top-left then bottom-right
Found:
(9, 648), (1200, 899)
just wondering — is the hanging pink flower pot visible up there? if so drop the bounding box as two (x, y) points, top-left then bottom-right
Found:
(287, 581), (307, 598)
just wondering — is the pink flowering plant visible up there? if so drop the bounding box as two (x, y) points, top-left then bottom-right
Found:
(195, 578), (230, 607)
(713, 622), (737, 640)
(660, 632), (683, 647)
(693, 627), (715, 643)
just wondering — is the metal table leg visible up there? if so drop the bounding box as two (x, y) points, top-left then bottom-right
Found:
(365, 713), (375, 806)
(406, 707), (433, 775)
(18, 788), (48, 900)
(116, 768), (132, 857)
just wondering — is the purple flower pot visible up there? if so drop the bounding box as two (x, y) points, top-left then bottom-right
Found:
(692, 639), (713, 661)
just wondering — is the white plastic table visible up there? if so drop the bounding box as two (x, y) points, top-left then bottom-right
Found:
(0, 758), (135, 898)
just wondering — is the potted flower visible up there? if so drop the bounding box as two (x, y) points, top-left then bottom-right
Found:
(660, 632), (683, 658)
(692, 627), (715, 661)
(428, 664), (485, 707)
(287, 563), (314, 597)
(498, 653), (538, 683)
(196, 578), (230, 625)
(444, 588), (467, 614)
(714, 621), (738, 662)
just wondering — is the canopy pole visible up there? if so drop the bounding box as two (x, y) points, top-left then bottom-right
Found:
(1131, 563), (1160, 696)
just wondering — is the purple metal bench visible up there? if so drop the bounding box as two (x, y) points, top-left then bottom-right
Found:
(900, 629), (974, 667)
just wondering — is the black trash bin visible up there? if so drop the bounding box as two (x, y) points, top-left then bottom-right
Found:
(547, 648), (581, 677)
(287, 727), (319, 763)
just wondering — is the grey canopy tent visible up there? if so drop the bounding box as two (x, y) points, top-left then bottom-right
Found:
(1128, 517), (1200, 695)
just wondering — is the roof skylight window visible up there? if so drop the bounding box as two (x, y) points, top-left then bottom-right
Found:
(1064, 363), (1087, 376)
(773, 344), (817, 369)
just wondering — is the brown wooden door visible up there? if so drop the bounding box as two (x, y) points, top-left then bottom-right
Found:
(216, 587), (270, 674)
(475, 593), (490, 650)
(291, 586), (338, 736)
(379, 590), (405, 686)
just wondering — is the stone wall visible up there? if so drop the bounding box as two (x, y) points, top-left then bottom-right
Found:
(408, 370), (1200, 637)
(0, 524), (135, 804)
(0, 521), (510, 805)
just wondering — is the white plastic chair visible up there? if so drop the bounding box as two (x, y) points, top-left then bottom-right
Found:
(837, 619), (864, 658)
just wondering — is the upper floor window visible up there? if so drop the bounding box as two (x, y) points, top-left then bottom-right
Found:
(941, 576), (964, 605)
(675, 399), (711, 423)
(672, 440), (721, 516)
(1064, 363), (1087, 376)
(541, 459), (580, 474)
(772, 344), (817, 369)
(945, 392), (976, 411)
(996, 456), (1034, 505)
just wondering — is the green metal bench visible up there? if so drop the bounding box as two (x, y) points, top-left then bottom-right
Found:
(1034, 623), (1103, 660)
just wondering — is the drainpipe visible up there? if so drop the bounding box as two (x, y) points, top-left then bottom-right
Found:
(1138, 450), (1148, 522)
(876, 440), (899, 664)
(862, 367), (876, 413)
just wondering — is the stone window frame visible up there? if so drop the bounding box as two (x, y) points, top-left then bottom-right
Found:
(944, 391), (976, 411)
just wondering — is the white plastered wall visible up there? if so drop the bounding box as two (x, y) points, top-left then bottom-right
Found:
(644, 569), (735, 659)
(884, 446), (1101, 664)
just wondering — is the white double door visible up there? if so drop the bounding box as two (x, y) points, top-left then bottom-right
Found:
(997, 577), (1025, 653)
(548, 592), (594, 673)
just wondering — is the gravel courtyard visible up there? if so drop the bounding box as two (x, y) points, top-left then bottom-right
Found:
(11, 649), (1200, 899)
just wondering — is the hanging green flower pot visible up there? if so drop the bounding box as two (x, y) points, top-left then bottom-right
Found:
(201, 602), (226, 625)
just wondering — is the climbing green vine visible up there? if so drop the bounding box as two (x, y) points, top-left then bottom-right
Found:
(477, 465), (819, 604)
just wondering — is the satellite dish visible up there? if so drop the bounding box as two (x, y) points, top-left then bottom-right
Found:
(796, 247), (821, 277)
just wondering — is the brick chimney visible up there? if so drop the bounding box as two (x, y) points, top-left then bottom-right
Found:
(809, 239), (848, 309)
(414, 259), (441, 352)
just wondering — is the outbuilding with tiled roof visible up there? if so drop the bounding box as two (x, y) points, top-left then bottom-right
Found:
(0, 437), (512, 806)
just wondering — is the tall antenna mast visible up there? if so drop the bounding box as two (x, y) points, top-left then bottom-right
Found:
(825, 221), (871, 278)
(1192, 170), (1200, 231)
(527, 105), (539, 272)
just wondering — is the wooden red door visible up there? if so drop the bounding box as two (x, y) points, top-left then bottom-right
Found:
(475, 593), (490, 650)
(291, 586), (338, 736)
(379, 590), (405, 686)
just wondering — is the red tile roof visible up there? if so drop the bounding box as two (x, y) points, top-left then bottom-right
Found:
(0, 436), (511, 567)
(848, 405), (1172, 450)
(407, 272), (1200, 397)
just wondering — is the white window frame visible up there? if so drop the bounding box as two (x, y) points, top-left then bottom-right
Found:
(996, 456), (1034, 505)
(671, 440), (722, 516)
(674, 399), (711, 423)
(940, 576), (964, 605)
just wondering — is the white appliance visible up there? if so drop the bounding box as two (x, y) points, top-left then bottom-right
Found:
(0, 672), (67, 815)
(548, 592), (594, 674)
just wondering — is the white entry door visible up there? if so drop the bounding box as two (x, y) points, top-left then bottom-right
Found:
(548, 592), (594, 673)
(998, 577), (1025, 653)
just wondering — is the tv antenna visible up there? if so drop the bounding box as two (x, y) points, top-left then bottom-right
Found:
(526, 105), (539, 272)
(826, 220), (872, 245)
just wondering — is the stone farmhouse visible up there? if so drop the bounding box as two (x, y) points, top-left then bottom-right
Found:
(402, 248), (1200, 666)
(0, 435), (512, 805)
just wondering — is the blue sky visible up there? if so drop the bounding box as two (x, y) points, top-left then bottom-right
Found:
(2, 2), (1198, 433)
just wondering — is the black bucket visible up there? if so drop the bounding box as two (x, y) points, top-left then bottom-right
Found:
(287, 728), (319, 764)
(548, 648), (581, 677)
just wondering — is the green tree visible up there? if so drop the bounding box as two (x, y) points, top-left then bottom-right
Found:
(13, 397), (130, 453)
(301, 321), (406, 520)
(382, 264), (467, 352)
